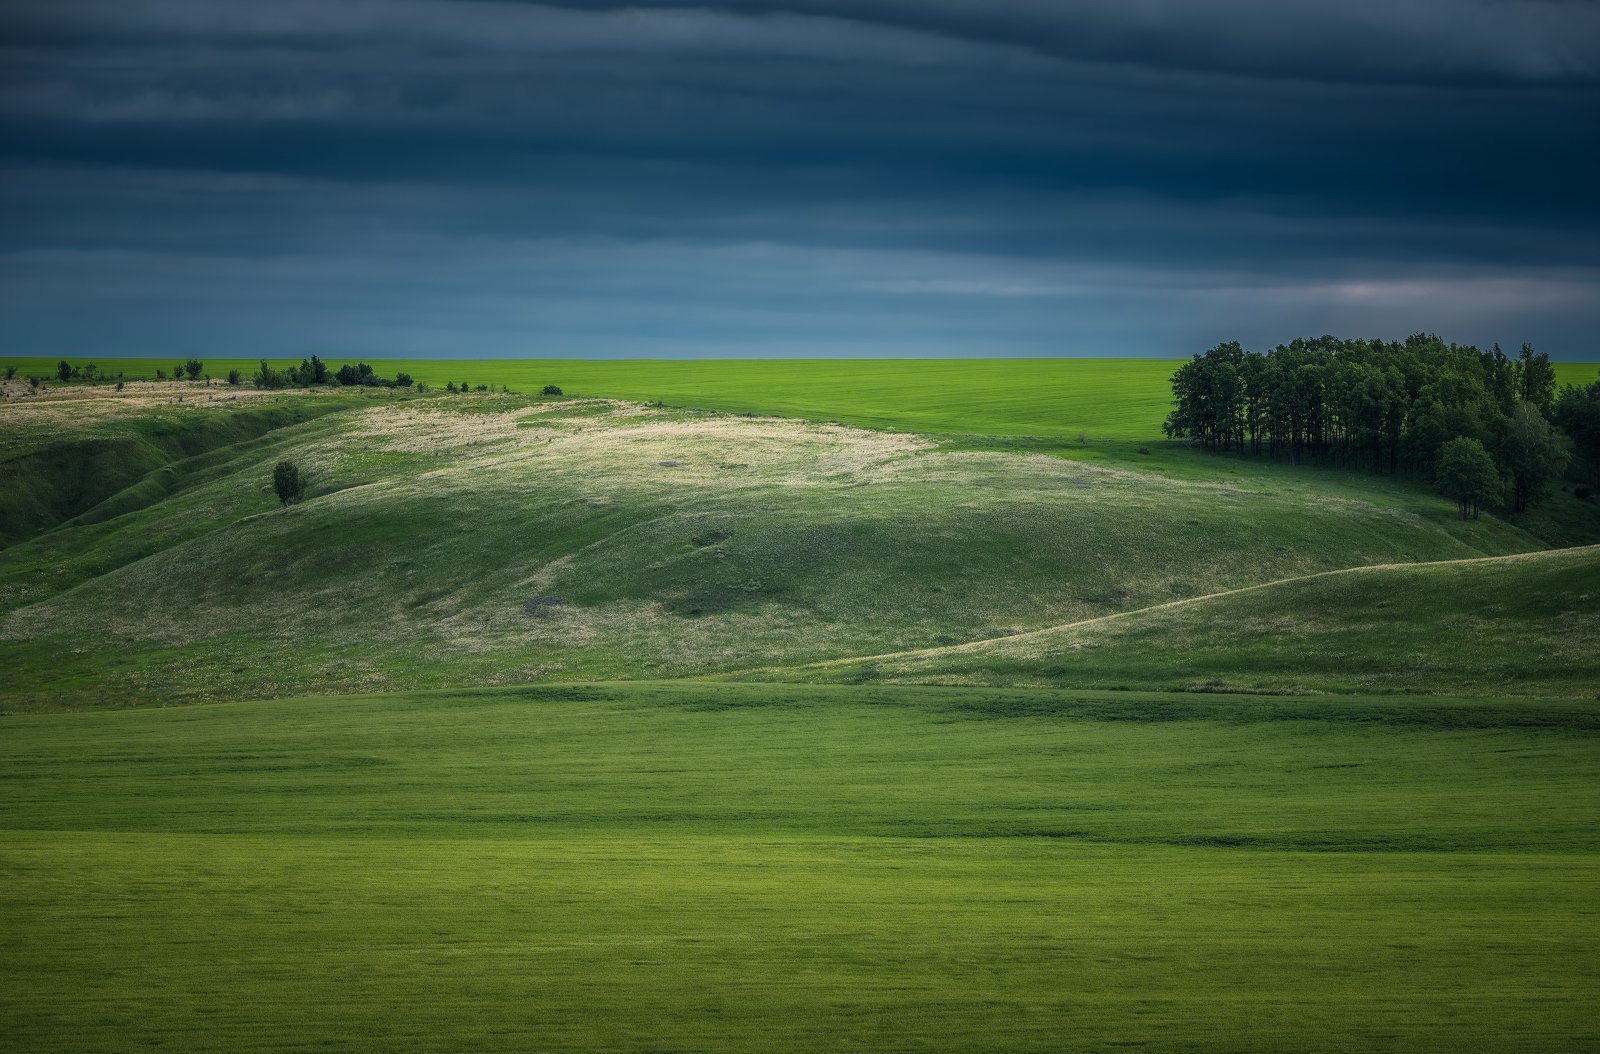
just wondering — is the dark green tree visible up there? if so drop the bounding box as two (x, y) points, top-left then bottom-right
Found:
(1500, 401), (1569, 513)
(1480, 344), (1519, 416)
(226, 369), (242, 385)
(1517, 344), (1556, 414)
(542, 384), (564, 396)
(272, 461), (305, 506)
(254, 359), (289, 389)
(1436, 437), (1502, 520)
(1552, 376), (1600, 484)
(56, 360), (73, 382)
(183, 359), (204, 380)
(288, 355), (330, 386)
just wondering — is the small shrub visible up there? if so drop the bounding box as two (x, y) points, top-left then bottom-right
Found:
(542, 384), (564, 396)
(272, 461), (306, 506)
(226, 369), (242, 385)
(254, 360), (290, 389)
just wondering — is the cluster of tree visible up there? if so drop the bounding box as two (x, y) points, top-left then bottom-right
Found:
(253, 357), (413, 390)
(1163, 334), (1588, 517)
(1553, 378), (1600, 491)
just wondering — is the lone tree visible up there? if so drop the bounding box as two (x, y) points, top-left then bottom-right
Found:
(542, 384), (563, 396)
(1436, 437), (1501, 520)
(183, 359), (204, 380)
(272, 461), (306, 506)
(1501, 401), (1569, 513)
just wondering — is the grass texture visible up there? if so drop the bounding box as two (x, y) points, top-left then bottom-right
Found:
(3, 680), (1598, 1051)
(0, 396), (1547, 711)
(772, 546), (1600, 698)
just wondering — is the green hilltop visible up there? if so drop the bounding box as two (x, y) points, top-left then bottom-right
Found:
(0, 389), (1560, 712)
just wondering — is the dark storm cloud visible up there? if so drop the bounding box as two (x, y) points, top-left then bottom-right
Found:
(1, 1), (1597, 358)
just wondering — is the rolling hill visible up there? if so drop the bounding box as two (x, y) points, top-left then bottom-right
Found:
(0, 391), (1549, 711)
(772, 545), (1600, 698)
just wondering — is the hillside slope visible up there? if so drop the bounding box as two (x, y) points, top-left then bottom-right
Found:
(0, 393), (1544, 711)
(771, 546), (1600, 698)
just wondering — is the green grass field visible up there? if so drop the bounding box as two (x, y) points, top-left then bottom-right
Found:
(5, 681), (1598, 1051)
(3, 359), (1598, 1051)
(775, 546), (1600, 697)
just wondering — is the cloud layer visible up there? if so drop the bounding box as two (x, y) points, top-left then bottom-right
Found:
(2, 0), (1597, 358)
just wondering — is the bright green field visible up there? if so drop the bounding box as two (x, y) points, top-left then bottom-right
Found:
(3, 356), (1185, 439)
(7, 356), (1594, 442)
(4, 681), (1598, 1051)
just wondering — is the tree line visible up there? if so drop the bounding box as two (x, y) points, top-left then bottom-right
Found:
(251, 356), (414, 389)
(19, 358), (570, 401)
(1163, 334), (1600, 517)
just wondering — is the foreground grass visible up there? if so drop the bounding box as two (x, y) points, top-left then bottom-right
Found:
(3, 681), (1597, 1051)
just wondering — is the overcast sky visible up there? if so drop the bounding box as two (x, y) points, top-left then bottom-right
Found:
(2, 0), (1597, 359)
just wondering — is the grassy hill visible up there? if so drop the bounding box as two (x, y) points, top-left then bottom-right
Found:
(3, 680), (1597, 1051)
(773, 546), (1600, 698)
(0, 385), (365, 545)
(0, 392), (1547, 712)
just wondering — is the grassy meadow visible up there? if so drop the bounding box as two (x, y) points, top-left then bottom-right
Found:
(4, 681), (1599, 1052)
(775, 545), (1600, 697)
(3, 357), (1599, 1050)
